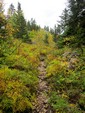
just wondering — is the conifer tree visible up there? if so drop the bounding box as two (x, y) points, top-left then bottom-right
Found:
(57, 0), (85, 48)
(57, 8), (69, 34)
(0, 0), (6, 38)
(8, 2), (29, 42)
(27, 18), (40, 31)
(7, 4), (15, 17)
(15, 2), (28, 40)
(67, 0), (85, 47)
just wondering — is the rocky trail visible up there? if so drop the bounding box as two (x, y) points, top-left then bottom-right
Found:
(33, 57), (52, 113)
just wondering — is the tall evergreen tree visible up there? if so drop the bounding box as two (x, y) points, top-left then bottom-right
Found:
(16, 3), (28, 40)
(0, 0), (7, 38)
(44, 26), (49, 32)
(57, 0), (85, 49)
(17, 2), (21, 11)
(57, 8), (69, 34)
(67, 0), (85, 47)
(8, 2), (29, 42)
(7, 4), (15, 17)
(27, 18), (40, 31)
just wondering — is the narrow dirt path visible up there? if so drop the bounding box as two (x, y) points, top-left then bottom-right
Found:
(33, 57), (52, 113)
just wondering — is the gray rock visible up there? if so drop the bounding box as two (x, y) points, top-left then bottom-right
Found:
(63, 52), (71, 58)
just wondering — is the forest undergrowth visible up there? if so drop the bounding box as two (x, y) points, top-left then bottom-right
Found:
(0, 30), (85, 113)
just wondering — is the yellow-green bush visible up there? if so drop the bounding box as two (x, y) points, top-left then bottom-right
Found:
(0, 67), (38, 112)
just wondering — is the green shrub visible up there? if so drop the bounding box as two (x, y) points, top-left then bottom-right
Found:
(48, 92), (69, 112)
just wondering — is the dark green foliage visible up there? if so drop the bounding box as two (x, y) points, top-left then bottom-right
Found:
(8, 3), (29, 42)
(44, 26), (49, 32)
(56, 0), (85, 49)
(49, 92), (68, 112)
(50, 28), (54, 35)
(27, 18), (40, 31)
(17, 2), (21, 11)
(67, 0), (85, 43)
(15, 12), (28, 41)
(8, 4), (15, 17)
(57, 8), (69, 34)
(0, 8), (7, 38)
(44, 34), (49, 44)
(55, 36), (64, 48)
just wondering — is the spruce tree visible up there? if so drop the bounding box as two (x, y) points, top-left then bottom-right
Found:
(27, 18), (40, 31)
(57, 0), (85, 49)
(7, 4), (15, 17)
(0, 0), (7, 38)
(67, 0), (85, 47)
(57, 8), (69, 34)
(8, 2), (29, 42)
(15, 2), (28, 41)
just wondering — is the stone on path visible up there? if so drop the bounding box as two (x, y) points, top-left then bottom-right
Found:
(33, 60), (53, 113)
